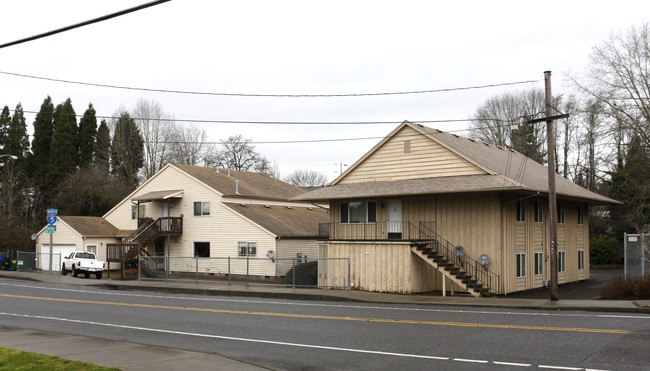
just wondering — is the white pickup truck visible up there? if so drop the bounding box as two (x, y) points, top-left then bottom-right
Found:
(61, 251), (105, 279)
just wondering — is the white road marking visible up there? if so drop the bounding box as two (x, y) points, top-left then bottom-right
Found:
(0, 311), (613, 370)
(1, 282), (648, 321)
(494, 361), (532, 367)
(453, 358), (488, 363)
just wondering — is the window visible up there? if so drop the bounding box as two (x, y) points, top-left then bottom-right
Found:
(557, 204), (565, 224)
(516, 200), (526, 222)
(340, 201), (377, 223)
(86, 244), (97, 255)
(534, 252), (543, 276)
(194, 242), (210, 257)
(577, 206), (584, 225)
(193, 201), (210, 216)
(131, 204), (145, 219)
(558, 251), (566, 273)
(516, 253), (526, 278)
(238, 242), (257, 257)
(578, 250), (585, 270)
(404, 140), (411, 153)
(534, 200), (543, 223)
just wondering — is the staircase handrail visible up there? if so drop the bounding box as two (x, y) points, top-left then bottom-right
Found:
(416, 221), (501, 295)
(125, 218), (156, 244)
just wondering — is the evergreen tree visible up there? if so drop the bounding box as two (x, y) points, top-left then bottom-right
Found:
(5, 103), (30, 159)
(510, 121), (545, 164)
(110, 111), (144, 186)
(29, 96), (55, 185)
(0, 106), (10, 154)
(46, 98), (78, 190)
(95, 120), (110, 173)
(78, 103), (98, 167)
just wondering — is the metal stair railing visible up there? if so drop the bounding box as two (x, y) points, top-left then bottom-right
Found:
(416, 221), (501, 295)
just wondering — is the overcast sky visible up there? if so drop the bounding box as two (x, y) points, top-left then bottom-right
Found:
(0, 0), (648, 180)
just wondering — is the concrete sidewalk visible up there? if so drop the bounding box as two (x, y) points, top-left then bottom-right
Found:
(1, 269), (649, 371)
(1, 269), (649, 313)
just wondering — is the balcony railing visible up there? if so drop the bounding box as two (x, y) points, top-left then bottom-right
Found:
(319, 221), (431, 241)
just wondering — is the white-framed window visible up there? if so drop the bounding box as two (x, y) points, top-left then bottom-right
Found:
(340, 201), (377, 223)
(578, 250), (585, 270)
(238, 242), (257, 257)
(557, 203), (565, 224)
(534, 252), (543, 276)
(193, 201), (210, 216)
(558, 251), (566, 273)
(86, 244), (98, 255)
(516, 200), (526, 222)
(194, 242), (210, 257)
(534, 200), (543, 223)
(131, 204), (145, 219)
(516, 253), (526, 278)
(577, 205), (584, 225)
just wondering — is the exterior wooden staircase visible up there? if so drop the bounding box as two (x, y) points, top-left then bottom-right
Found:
(412, 223), (500, 297)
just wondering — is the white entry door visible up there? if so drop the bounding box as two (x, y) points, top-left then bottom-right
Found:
(387, 199), (402, 238)
(161, 203), (169, 231)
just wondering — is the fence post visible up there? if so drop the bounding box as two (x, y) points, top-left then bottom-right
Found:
(138, 255), (141, 281)
(643, 233), (646, 277)
(165, 256), (169, 282)
(195, 255), (199, 283)
(292, 258), (296, 288)
(246, 254), (250, 287)
(624, 232), (628, 278)
(228, 256), (231, 286)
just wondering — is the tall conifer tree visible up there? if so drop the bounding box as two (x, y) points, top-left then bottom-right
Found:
(46, 98), (78, 190)
(0, 106), (10, 155)
(95, 120), (110, 173)
(78, 103), (98, 167)
(110, 111), (144, 187)
(5, 103), (29, 158)
(30, 96), (55, 185)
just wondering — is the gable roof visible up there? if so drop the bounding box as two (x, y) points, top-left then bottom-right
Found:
(294, 121), (618, 205)
(173, 164), (306, 201)
(58, 216), (120, 238)
(223, 203), (328, 238)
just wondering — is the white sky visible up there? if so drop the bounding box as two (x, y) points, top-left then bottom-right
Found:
(0, 0), (647, 180)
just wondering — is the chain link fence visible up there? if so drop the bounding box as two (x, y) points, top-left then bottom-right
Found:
(624, 233), (648, 278)
(138, 255), (351, 289)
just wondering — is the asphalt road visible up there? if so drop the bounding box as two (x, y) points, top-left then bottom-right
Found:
(0, 279), (648, 370)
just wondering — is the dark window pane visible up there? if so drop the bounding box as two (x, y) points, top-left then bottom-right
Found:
(194, 242), (210, 257)
(340, 202), (349, 223)
(368, 202), (377, 223)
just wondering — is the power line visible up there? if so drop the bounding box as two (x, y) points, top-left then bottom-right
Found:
(0, 70), (539, 98)
(0, 0), (171, 49)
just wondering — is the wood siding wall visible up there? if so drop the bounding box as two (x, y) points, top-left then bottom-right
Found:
(339, 126), (486, 184)
(502, 197), (590, 294)
(321, 241), (439, 293)
(275, 239), (319, 276)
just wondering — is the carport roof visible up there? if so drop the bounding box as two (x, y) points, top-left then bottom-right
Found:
(131, 190), (183, 202)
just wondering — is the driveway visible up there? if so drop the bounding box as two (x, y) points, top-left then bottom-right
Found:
(507, 268), (624, 300)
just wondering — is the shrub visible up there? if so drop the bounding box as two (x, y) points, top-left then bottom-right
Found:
(285, 261), (318, 286)
(600, 275), (650, 299)
(589, 234), (619, 266)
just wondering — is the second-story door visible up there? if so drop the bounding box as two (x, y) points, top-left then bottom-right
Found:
(387, 199), (402, 239)
(161, 203), (169, 231)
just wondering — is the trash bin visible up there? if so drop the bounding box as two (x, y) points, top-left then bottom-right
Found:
(8, 259), (17, 271)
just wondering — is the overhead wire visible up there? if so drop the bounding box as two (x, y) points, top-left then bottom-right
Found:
(0, 70), (539, 98)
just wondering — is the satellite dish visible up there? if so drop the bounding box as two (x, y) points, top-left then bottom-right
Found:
(31, 233), (38, 241)
(266, 250), (275, 259)
(454, 245), (465, 257)
(479, 254), (490, 266)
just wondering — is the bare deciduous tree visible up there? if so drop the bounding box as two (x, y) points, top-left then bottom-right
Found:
(166, 123), (216, 166)
(283, 168), (329, 187)
(211, 135), (270, 174)
(132, 99), (174, 180)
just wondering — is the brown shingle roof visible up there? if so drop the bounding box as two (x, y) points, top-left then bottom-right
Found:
(173, 164), (305, 200)
(59, 216), (119, 237)
(223, 203), (328, 238)
(294, 121), (618, 205)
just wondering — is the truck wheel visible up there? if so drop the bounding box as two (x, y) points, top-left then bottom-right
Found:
(96, 273), (102, 280)
(72, 266), (78, 277)
(61, 264), (67, 275)
(84, 272), (90, 278)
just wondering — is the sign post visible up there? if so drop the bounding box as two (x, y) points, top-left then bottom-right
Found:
(47, 209), (57, 274)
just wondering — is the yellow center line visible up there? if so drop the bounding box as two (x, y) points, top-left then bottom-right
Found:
(0, 293), (628, 334)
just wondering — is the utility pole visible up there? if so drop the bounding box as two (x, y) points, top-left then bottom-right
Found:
(545, 71), (559, 300)
(528, 71), (568, 301)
